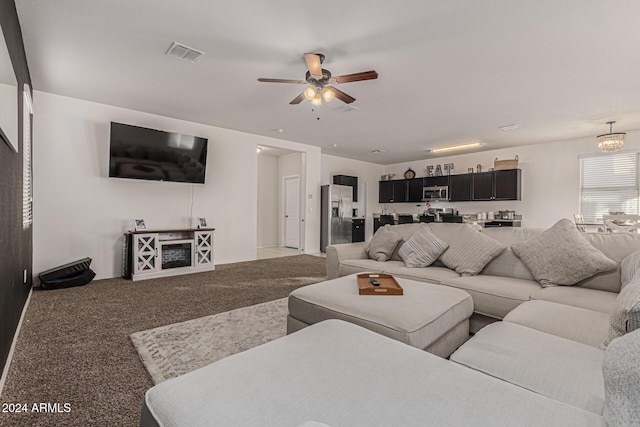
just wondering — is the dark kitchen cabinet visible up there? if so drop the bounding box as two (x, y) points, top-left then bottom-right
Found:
(494, 169), (521, 200)
(424, 176), (449, 187)
(472, 172), (494, 201)
(333, 175), (358, 202)
(379, 181), (394, 203)
(378, 180), (408, 203)
(407, 178), (425, 202)
(448, 174), (472, 201)
(472, 169), (521, 201)
(352, 219), (365, 243)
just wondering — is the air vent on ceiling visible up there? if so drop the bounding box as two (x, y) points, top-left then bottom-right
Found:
(332, 105), (360, 113)
(499, 123), (521, 131)
(166, 42), (205, 64)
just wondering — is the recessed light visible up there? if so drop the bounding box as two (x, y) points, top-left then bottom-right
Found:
(430, 142), (481, 153)
(331, 144), (338, 148)
(499, 124), (521, 131)
(277, 128), (284, 133)
(371, 149), (386, 154)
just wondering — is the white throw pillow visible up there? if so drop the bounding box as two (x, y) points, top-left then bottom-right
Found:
(440, 225), (507, 276)
(620, 249), (640, 289)
(365, 225), (403, 262)
(511, 218), (617, 287)
(398, 225), (449, 268)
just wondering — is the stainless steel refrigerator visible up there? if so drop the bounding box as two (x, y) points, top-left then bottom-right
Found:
(320, 184), (353, 252)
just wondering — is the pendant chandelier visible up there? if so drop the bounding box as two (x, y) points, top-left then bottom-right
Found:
(596, 121), (626, 153)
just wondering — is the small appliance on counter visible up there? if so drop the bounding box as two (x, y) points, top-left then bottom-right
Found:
(498, 210), (516, 220)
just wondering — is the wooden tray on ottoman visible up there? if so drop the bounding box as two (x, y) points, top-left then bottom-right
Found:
(357, 273), (403, 296)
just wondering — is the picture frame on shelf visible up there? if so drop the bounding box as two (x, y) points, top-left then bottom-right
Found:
(197, 217), (207, 229)
(133, 218), (147, 232)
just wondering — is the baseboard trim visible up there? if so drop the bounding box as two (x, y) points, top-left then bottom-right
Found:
(0, 287), (33, 398)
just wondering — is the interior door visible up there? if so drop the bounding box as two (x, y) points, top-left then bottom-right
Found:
(284, 176), (300, 249)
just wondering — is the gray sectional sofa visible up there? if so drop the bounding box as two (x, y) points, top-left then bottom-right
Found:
(326, 221), (640, 332)
(141, 220), (640, 426)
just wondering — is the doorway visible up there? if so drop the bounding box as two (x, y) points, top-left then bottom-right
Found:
(283, 175), (300, 249)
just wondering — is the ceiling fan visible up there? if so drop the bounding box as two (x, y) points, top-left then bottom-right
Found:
(257, 53), (378, 106)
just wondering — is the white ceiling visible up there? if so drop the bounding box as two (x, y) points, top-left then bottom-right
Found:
(15, 0), (640, 164)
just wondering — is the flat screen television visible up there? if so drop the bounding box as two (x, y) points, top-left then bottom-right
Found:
(109, 122), (208, 184)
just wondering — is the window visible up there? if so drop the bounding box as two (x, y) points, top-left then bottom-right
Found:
(579, 151), (639, 223)
(22, 84), (33, 229)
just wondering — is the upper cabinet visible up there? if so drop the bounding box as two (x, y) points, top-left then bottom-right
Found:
(493, 169), (521, 200)
(472, 169), (521, 201)
(379, 169), (520, 203)
(449, 174), (472, 202)
(333, 175), (358, 202)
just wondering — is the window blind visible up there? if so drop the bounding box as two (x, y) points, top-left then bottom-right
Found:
(580, 152), (639, 223)
(22, 87), (32, 229)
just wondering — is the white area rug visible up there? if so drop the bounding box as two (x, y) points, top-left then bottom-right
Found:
(130, 298), (288, 383)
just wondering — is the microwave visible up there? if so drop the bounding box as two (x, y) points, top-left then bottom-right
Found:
(423, 185), (448, 202)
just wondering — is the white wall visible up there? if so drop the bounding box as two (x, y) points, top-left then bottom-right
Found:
(257, 154), (278, 248)
(33, 91), (321, 280)
(321, 154), (385, 241)
(381, 131), (640, 229)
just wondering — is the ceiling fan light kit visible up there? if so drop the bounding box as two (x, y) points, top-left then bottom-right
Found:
(596, 121), (625, 153)
(258, 53), (378, 107)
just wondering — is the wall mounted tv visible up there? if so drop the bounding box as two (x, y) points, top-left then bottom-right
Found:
(109, 122), (208, 184)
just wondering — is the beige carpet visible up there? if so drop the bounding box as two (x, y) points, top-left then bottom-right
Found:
(131, 297), (289, 384)
(0, 255), (326, 427)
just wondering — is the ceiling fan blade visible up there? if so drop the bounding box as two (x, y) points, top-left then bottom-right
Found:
(289, 92), (305, 105)
(257, 78), (306, 84)
(331, 70), (378, 84)
(328, 87), (356, 104)
(304, 53), (323, 79)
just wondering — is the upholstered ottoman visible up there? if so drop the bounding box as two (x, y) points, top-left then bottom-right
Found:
(287, 274), (473, 357)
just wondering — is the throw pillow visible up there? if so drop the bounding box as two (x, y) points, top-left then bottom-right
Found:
(398, 225), (449, 268)
(440, 225), (507, 276)
(511, 218), (617, 287)
(602, 328), (640, 426)
(602, 278), (640, 347)
(620, 249), (640, 289)
(365, 225), (403, 262)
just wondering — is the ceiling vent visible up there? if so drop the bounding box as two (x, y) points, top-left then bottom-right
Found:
(166, 42), (205, 64)
(332, 105), (360, 113)
(499, 123), (521, 131)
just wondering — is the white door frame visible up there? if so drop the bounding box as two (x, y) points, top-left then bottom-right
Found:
(282, 174), (301, 250)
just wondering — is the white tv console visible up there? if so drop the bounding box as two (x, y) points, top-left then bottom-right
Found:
(123, 228), (215, 281)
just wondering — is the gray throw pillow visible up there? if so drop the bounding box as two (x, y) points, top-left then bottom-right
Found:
(398, 225), (449, 268)
(602, 278), (640, 347)
(365, 225), (403, 262)
(602, 328), (640, 427)
(620, 249), (640, 289)
(511, 218), (617, 287)
(440, 225), (507, 276)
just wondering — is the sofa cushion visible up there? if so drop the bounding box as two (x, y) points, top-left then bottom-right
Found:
(339, 258), (389, 277)
(441, 275), (541, 319)
(451, 322), (605, 414)
(530, 286), (618, 314)
(388, 223), (423, 261)
(365, 225), (402, 262)
(504, 300), (611, 347)
(581, 232), (640, 293)
(398, 225), (448, 268)
(480, 228), (541, 281)
(603, 328), (640, 427)
(511, 218), (617, 287)
(383, 265), (461, 285)
(603, 278), (640, 347)
(620, 249), (640, 289)
(142, 319), (605, 427)
(440, 226), (507, 276)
